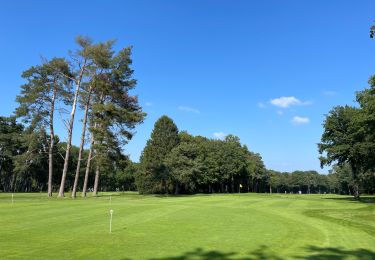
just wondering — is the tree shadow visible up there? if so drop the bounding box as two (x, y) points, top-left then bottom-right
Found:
(297, 245), (375, 259)
(148, 246), (283, 260)
(323, 196), (375, 204)
(121, 245), (375, 260)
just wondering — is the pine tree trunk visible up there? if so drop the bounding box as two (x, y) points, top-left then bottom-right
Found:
(93, 165), (100, 196)
(58, 63), (86, 198)
(71, 88), (92, 198)
(48, 88), (56, 197)
(82, 136), (94, 197)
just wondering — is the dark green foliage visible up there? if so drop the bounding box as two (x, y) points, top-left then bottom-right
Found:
(319, 78), (375, 197)
(137, 116), (180, 194)
(15, 58), (72, 127)
(89, 44), (145, 176)
(136, 117), (340, 195)
(0, 116), (24, 191)
(165, 142), (204, 194)
(318, 23), (375, 198)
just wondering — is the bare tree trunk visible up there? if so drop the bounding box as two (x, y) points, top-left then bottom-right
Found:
(11, 172), (17, 192)
(58, 62), (86, 198)
(71, 88), (92, 198)
(231, 175), (234, 193)
(93, 165), (100, 196)
(48, 87), (56, 197)
(82, 136), (94, 197)
(353, 183), (360, 200)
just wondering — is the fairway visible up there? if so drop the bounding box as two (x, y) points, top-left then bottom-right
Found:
(0, 193), (374, 259)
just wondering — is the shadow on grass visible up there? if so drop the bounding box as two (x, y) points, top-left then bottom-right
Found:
(120, 245), (375, 260)
(297, 245), (375, 259)
(323, 196), (375, 204)
(146, 246), (282, 260)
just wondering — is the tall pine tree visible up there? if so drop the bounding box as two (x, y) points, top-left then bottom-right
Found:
(16, 58), (71, 197)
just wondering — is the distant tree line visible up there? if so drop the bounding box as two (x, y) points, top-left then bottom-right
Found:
(2, 113), (374, 195)
(135, 116), (375, 195)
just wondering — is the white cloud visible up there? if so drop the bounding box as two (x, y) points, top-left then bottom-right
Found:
(270, 96), (311, 108)
(178, 106), (200, 114)
(276, 110), (283, 115)
(145, 102), (153, 106)
(213, 132), (227, 140)
(291, 116), (310, 125)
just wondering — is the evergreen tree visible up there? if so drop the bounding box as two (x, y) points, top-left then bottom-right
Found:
(71, 40), (115, 198)
(89, 45), (145, 196)
(58, 36), (93, 197)
(137, 116), (179, 194)
(15, 58), (71, 196)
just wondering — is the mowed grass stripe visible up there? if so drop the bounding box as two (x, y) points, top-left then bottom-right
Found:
(0, 193), (374, 259)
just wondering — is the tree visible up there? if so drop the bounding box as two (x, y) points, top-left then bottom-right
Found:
(220, 135), (247, 193)
(71, 40), (115, 198)
(89, 45), (145, 196)
(137, 116), (179, 194)
(58, 36), (93, 197)
(165, 142), (203, 194)
(245, 148), (267, 193)
(0, 116), (24, 192)
(268, 170), (280, 193)
(319, 105), (363, 198)
(15, 58), (71, 196)
(13, 129), (49, 192)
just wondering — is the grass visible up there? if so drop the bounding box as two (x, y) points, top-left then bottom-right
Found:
(0, 193), (374, 259)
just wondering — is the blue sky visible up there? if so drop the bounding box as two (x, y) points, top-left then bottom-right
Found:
(1, 0), (375, 173)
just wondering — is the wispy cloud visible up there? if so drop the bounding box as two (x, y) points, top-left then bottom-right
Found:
(258, 102), (266, 108)
(178, 105), (200, 114)
(291, 116), (310, 125)
(270, 96), (311, 108)
(276, 110), (284, 115)
(145, 102), (153, 106)
(213, 132), (227, 140)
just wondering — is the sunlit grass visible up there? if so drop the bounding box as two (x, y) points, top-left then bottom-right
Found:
(0, 193), (374, 259)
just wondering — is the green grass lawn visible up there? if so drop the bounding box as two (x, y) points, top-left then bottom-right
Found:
(0, 193), (374, 259)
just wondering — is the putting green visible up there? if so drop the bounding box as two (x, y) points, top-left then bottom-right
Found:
(0, 193), (374, 259)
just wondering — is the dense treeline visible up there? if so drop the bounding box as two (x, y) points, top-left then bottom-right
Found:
(135, 116), (375, 195)
(2, 113), (374, 195)
(0, 116), (138, 192)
